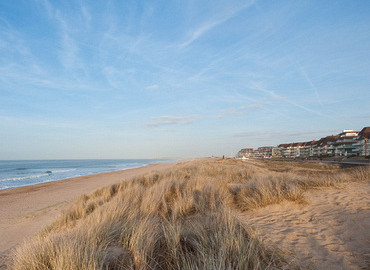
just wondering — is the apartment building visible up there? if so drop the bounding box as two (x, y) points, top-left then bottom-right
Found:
(237, 126), (369, 159)
(235, 148), (254, 158)
(316, 135), (338, 157)
(333, 130), (359, 157)
(272, 147), (282, 157)
(278, 143), (290, 158)
(353, 127), (370, 156)
(300, 141), (315, 158)
(279, 142), (306, 158)
(255, 146), (273, 158)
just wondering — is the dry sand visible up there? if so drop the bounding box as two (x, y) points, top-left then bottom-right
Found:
(243, 181), (370, 270)
(1, 160), (369, 269)
(0, 161), (176, 269)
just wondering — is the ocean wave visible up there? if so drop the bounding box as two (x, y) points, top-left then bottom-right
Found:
(49, 169), (76, 173)
(0, 173), (49, 182)
(0, 185), (14, 191)
(0, 168), (77, 182)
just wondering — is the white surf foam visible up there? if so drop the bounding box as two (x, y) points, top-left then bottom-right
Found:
(0, 173), (49, 182)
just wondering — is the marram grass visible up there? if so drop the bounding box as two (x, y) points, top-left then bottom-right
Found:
(12, 158), (369, 269)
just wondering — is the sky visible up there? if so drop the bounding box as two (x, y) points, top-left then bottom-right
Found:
(0, 0), (369, 159)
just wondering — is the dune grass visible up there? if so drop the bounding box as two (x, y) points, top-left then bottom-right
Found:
(12, 158), (369, 269)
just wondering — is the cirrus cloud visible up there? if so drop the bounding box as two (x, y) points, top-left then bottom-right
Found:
(216, 104), (262, 119)
(146, 84), (159, 90)
(147, 115), (199, 127)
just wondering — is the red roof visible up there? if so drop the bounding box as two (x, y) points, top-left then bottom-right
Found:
(358, 127), (370, 139)
(278, 143), (290, 148)
(279, 140), (316, 148)
(317, 135), (338, 146)
(302, 141), (311, 146)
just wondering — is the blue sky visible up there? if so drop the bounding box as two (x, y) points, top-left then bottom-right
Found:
(0, 0), (369, 159)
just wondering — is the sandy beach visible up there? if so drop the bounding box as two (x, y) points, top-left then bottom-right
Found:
(243, 181), (370, 269)
(1, 159), (369, 269)
(0, 161), (175, 269)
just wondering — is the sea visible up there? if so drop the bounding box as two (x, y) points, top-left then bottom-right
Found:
(0, 159), (171, 191)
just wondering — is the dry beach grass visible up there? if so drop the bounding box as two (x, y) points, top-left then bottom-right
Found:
(11, 159), (370, 269)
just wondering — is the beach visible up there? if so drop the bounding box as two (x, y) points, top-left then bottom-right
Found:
(1, 158), (369, 269)
(243, 181), (370, 269)
(0, 161), (175, 269)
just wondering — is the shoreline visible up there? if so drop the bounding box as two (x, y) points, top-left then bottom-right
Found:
(0, 161), (177, 267)
(1, 158), (368, 269)
(0, 159), (174, 192)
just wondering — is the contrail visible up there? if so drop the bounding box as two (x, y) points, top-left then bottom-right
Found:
(249, 83), (330, 118)
(293, 61), (323, 107)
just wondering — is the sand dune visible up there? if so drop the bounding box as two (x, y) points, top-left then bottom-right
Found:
(243, 181), (370, 269)
(0, 162), (175, 269)
(1, 159), (369, 269)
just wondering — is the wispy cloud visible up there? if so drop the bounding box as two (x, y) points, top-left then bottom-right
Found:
(240, 104), (262, 109)
(35, 0), (54, 18)
(147, 115), (199, 127)
(80, 4), (91, 28)
(292, 60), (323, 106)
(216, 104), (262, 118)
(214, 90), (292, 120)
(0, 114), (86, 130)
(0, 64), (108, 93)
(55, 11), (82, 71)
(0, 0), (368, 159)
(234, 129), (340, 141)
(146, 84), (159, 90)
(0, 20), (33, 58)
(248, 81), (327, 118)
(180, 0), (256, 48)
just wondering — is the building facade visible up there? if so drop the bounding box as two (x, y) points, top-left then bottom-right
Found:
(237, 127), (370, 159)
(353, 127), (370, 156)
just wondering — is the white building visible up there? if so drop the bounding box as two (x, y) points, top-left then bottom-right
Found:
(333, 130), (359, 157)
(353, 127), (370, 156)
